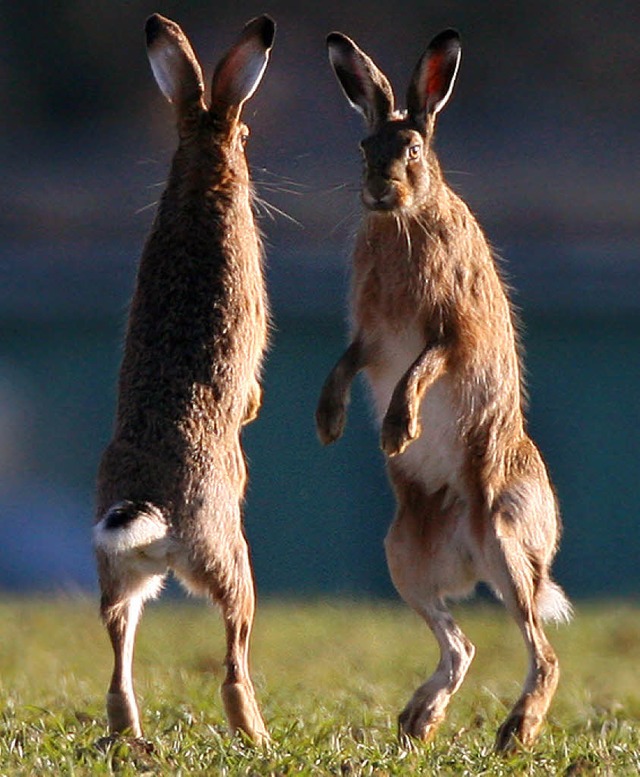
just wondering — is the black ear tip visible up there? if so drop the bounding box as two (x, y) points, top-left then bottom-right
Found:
(260, 15), (276, 49)
(145, 13), (165, 45)
(327, 31), (348, 50)
(429, 28), (461, 51)
(245, 14), (276, 49)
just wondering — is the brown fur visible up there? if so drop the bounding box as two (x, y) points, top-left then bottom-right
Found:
(93, 14), (275, 743)
(317, 29), (570, 751)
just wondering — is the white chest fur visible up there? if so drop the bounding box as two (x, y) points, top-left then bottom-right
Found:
(366, 324), (465, 495)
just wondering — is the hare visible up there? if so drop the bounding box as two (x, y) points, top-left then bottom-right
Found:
(316, 29), (571, 751)
(92, 13), (275, 744)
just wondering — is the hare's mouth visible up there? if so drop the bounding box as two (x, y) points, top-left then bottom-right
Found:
(362, 185), (402, 212)
(362, 183), (411, 212)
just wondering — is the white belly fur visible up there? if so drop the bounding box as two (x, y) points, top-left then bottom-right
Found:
(370, 326), (477, 601)
(367, 325), (466, 495)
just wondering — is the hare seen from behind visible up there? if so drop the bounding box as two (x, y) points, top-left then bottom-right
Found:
(317, 29), (571, 751)
(93, 14), (275, 743)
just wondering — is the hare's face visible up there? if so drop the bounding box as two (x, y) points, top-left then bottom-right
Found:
(360, 121), (428, 213)
(328, 28), (461, 214)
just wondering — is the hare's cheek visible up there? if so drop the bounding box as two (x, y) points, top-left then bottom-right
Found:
(395, 182), (415, 210)
(407, 167), (430, 203)
(392, 171), (423, 210)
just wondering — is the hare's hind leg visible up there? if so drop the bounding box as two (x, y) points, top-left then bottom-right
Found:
(177, 523), (269, 745)
(385, 496), (475, 744)
(484, 531), (560, 751)
(101, 594), (144, 736)
(218, 533), (269, 744)
(396, 600), (475, 744)
(95, 501), (170, 736)
(99, 573), (166, 737)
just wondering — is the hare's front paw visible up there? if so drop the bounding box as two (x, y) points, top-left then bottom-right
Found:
(381, 406), (420, 457)
(315, 393), (346, 445)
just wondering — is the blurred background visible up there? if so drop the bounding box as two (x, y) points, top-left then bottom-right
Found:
(0, 0), (637, 600)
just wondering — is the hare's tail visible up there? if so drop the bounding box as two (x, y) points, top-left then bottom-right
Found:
(537, 578), (573, 624)
(93, 500), (173, 572)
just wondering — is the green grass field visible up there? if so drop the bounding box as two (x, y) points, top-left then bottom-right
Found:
(0, 597), (638, 775)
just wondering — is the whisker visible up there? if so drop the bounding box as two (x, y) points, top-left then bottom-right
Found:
(330, 206), (360, 237)
(444, 169), (473, 177)
(413, 214), (438, 248)
(252, 196), (276, 221)
(323, 181), (356, 193)
(404, 215), (413, 259)
(251, 167), (309, 189)
(253, 195), (304, 228)
(254, 182), (305, 197)
(395, 213), (412, 261)
(135, 200), (160, 215)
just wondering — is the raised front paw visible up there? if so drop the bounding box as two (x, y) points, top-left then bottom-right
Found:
(380, 406), (420, 457)
(315, 393), (346, 445)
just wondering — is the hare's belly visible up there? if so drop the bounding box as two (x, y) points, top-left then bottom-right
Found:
(367, 328), (465, 494)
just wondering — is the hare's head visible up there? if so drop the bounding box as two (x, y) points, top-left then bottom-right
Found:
(327, 30), (460, 214)
(145, 14), (275, 168)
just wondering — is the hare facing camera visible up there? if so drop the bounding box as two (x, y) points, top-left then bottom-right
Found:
(317, 28), (570, 751)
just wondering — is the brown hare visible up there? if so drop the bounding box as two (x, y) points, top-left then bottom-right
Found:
(93, 13), (275, 744)
(316, 28), (571, 751)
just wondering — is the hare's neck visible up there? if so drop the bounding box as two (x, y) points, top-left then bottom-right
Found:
(161, 144), (252, 223)
(139, 146), (260, 283)
(357, 185), (491, 304)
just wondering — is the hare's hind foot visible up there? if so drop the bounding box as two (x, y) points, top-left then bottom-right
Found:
(397, 700), (445, 746)
(106, 691), (143, 738)
(494, 689), (553, 752)
(221, 681), (269, 745)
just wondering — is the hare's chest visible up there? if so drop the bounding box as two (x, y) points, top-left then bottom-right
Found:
(352, 247), (448, 345)
(353, 275), (424, 344)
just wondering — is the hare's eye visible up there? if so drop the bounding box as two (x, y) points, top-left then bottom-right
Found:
(241, 133), (249, 147)
(407, 144), (421, 161)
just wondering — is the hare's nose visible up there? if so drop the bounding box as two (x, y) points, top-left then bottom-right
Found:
(363, 180), (397, 211)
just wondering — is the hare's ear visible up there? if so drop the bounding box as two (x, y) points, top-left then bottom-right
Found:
(145, 14), (205, 111)
(407, 29), (461, 128)
(327, 33), (394, 130)
(210, 15), (275, 119)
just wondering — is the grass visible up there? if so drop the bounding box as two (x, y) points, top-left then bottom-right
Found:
(0, 597), (639, 775)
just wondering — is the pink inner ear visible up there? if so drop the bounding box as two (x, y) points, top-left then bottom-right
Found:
(427, 52), (446, 100)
